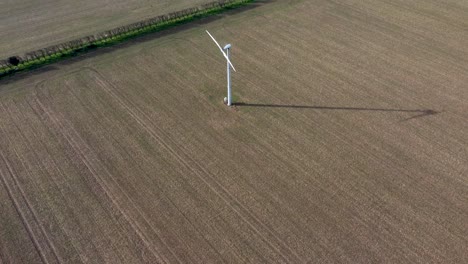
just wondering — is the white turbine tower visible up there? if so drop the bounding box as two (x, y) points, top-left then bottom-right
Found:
(206, 30), (236, 106)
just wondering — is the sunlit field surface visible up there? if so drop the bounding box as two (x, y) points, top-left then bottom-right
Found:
(0, 0), (467, 262)
(0, 0), (211, 58)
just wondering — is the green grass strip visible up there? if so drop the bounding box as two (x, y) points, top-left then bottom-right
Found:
(0, 0), (254, 79)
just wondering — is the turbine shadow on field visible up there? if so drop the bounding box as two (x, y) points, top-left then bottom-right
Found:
(235, 102), (440, 120)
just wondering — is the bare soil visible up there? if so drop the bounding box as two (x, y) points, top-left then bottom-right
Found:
(0, 0), (212, 58)
(0, 0), (467, 263)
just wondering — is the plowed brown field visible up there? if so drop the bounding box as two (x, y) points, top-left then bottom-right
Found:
(0, 0), (212, 58)
(0, 0), (467, 263)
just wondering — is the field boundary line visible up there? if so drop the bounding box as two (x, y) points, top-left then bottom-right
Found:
(0, 0), (255, 79)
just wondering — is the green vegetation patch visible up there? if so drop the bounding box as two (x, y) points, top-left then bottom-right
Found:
(0, 0), (254, 79)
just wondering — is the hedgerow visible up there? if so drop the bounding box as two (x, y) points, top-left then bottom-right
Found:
(0, 0), (254, 78)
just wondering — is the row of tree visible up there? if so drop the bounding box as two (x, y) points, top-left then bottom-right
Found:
(0, 0), (250, 73)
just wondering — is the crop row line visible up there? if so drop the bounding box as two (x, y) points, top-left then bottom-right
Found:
(0, 0), (254, 78)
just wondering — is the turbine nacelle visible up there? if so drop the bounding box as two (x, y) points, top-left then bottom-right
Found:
(223, 44), (232, 50)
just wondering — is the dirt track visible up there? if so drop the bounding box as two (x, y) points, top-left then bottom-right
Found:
(0, 0), (467, 262)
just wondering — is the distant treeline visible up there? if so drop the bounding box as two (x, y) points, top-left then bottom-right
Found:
(0, 0), (252, 77)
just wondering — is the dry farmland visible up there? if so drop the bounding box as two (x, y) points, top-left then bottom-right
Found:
(1, 0), (468, 263)
(0, 0), (212, 58)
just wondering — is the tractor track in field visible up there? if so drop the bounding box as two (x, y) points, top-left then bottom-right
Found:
(56, 81), (184, 263)
(193, 19), (464, 259)
(63, 77), (226, 262)
(123, 45), (455, 261)
(31, 87), (174, 264)
(0, 247), (5, 264)
(12, 97), (104, 263)
(4, 99), (86, 263)
(0, 155), (51, 264)
(84, 66), (304, 262)
(0, 104), (62, 264)
(1, 0), (467, 262)
(25, 92), (163, 263)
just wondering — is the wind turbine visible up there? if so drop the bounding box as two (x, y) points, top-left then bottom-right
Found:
(206, 30), (236, 106)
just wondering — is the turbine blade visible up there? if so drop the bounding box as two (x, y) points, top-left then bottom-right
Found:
(206, 30), (237, 72)
(206, 30), (226, 56)
(221, 52), (237, 72)
(227, 58), (236, 72)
